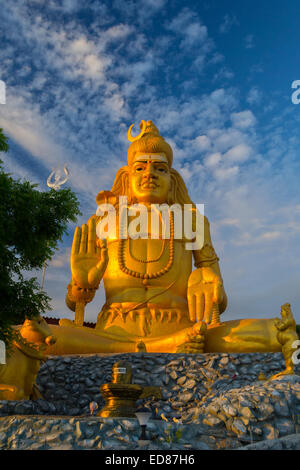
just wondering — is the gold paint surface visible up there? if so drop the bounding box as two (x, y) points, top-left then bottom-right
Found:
(0, 317), (56, 400)
(43, 121), (294, 360)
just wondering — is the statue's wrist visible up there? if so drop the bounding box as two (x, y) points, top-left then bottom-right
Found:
(67, 280), (97, 304)
(219, 289), (227, 314)
(73, 279), (98, 291)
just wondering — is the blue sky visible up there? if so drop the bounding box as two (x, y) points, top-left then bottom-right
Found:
(0, 0), (300, 323)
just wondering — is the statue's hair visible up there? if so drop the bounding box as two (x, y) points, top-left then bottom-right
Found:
(111, 165), (194, 207)
(127, 134), (173, 167)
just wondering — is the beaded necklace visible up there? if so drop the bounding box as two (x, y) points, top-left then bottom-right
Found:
(118, 213), (174, 280)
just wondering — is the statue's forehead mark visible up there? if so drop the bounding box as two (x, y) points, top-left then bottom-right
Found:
(133, 153), (168, 164)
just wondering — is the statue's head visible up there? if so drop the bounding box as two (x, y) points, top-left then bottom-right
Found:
(126, 120), (173, 204)
(105, 120), (193, 207)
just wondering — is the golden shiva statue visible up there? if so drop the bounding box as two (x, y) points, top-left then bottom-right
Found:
(45, 120), (298, 363)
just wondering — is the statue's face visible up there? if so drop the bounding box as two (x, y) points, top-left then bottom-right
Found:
(129, 152), (171, 204)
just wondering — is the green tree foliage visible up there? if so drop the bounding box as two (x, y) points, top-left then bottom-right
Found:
(0, 128), (9, 152)
(0, 128), (81, 346)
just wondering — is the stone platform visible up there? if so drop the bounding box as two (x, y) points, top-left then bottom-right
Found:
(0, 352), (299, 449)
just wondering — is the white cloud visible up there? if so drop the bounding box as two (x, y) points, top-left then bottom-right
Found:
(144, 0), (166, 8)
(103, 93), (127, 121)
(245, 34), (255, 49)
(181, 22), (208, 48)
(0, 92), (115, 199)
(213, 66), (234, 81)
(204, 152), (221, 168)
(207, 127), (247, 153)
(224, 143), (252, 163)
(70, 36), (94, 54)
(193, 135), (211, 151)
(258, 231), (281, 241)
(105, 24), (133, 40)
(214, 165), (239, 180)
(219, 14), (239, 34)
(209, 52), (224, 65)
(217, 218), (240, 227)
(167, 8), (210, 50)
(0, 95), (66, 164)
(49, 248), (71, 268)
(247, 87), (262, 105)
(231, 110), (256, 129)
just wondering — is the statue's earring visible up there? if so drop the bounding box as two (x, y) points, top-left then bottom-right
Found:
(124, 170), (132, 205)
(127, 178), (133, 205)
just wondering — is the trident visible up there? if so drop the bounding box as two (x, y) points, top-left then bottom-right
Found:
(40, 165), (70, 290)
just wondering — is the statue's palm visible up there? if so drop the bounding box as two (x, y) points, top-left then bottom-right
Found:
(71, 219), (108, 290)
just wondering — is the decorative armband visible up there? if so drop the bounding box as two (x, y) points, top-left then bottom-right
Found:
(194, 243), (219, 268)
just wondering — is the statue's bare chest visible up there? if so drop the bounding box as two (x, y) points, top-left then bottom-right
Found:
(104, 238), (192, 282)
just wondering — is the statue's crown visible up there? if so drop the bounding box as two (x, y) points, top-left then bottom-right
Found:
(143, 120), (159, 134)
(128, 120), (159, 142)
(127, 119), (173, 167)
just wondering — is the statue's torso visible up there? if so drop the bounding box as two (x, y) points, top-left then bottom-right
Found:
(103, 237), (193, 308)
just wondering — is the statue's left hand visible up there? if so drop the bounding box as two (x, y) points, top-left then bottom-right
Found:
(187, 266), (224, 324)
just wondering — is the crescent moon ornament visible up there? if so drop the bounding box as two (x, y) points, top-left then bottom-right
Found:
(47, 165), (69, 190)
(128, 120), (146, 142)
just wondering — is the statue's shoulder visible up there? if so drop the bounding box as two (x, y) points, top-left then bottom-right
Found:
(96, 190), (118, 207)
(90, 190), (120, 224)
(189, 206), (210, 231)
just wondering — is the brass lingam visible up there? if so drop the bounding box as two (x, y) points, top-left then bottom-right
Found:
(98, 360), (161, 418)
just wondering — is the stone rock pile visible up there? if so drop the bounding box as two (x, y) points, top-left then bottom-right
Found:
(0, 352), (299, 449)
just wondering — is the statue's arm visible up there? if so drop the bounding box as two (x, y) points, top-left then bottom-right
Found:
(191, 215), (227, 314)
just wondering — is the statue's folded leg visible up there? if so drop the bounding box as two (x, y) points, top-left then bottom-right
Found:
(45, 318), (288, 355)
(142, 322), (207, 353)
(45, 322), (208, 355)
(205, 318), (281, 353)
(142, 318), (283, 354)
(44, 325), (138, 355)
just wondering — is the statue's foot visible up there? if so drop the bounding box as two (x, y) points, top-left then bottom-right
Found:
(176, 321), (207, 354)
(270, 368), (294, 380)
(59, 318), (77, 328)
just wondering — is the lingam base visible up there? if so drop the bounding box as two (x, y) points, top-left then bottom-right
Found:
(98, 383), (143, 418)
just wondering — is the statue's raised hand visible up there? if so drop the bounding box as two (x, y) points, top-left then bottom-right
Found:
(71, 218), (108, 291)
(187, 266), (224, 324)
